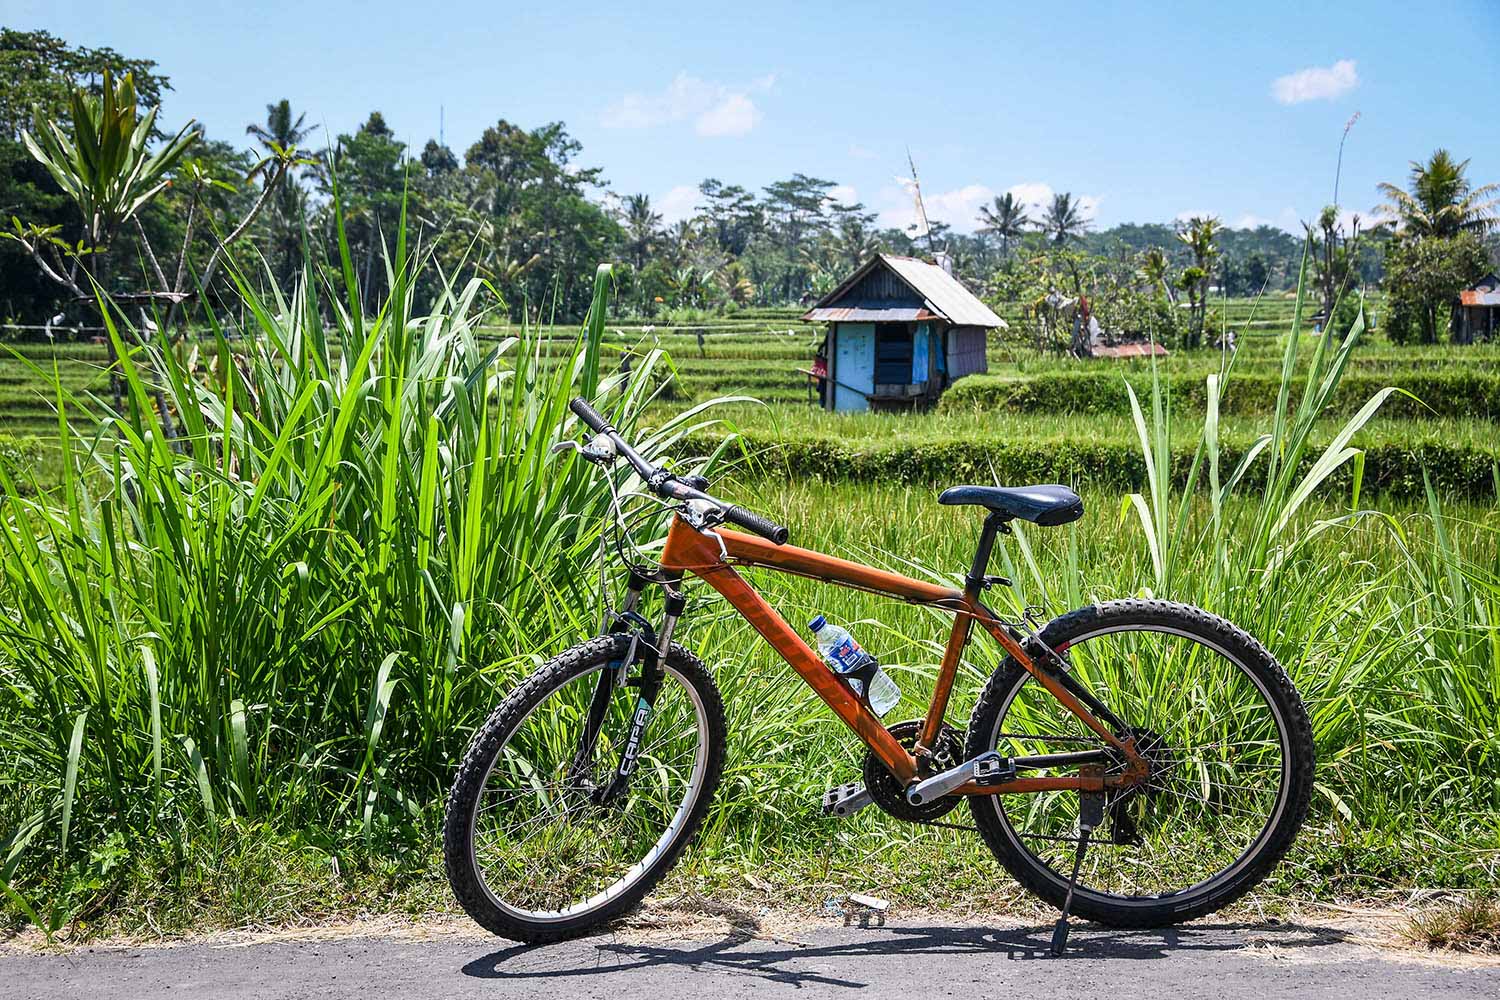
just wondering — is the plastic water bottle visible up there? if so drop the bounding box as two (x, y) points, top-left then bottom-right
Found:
(808, 615), (901, 717)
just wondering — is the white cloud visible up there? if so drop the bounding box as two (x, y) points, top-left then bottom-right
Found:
(848, 143), (877, 160)
(1271, 59), (1358, 105)
(656, 185), (700, 224)
(1005, 182), (1055, 220)
(602, 72), (774, 137)
(695, 93), (761, 137)
(827, 184), (859, 206)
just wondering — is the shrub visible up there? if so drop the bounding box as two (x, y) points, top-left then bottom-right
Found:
(940, 370), (1500, 419)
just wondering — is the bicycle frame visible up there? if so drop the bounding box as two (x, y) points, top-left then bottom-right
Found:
(654, 516), (1146, 799)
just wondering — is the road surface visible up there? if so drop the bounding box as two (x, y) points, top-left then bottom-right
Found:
(3, 914), (1496, 999)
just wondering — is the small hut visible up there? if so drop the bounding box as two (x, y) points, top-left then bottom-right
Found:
(802, 254), (1004, 411)
(1457, 272), (1500, 343)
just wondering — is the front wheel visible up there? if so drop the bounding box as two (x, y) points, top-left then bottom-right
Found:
(443, 634), (726, 942)
(965, 599), (1314, 927)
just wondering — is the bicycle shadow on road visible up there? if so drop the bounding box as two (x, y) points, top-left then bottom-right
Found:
(460, 918), (1353, 989)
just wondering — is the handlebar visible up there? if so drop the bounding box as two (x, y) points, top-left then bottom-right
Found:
(569, 397), (790, 545)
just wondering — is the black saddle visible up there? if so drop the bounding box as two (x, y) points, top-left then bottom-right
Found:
(938, 484), (1084, 526)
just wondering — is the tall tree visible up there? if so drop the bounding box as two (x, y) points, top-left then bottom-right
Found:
(697, 179), (760, 256)
(1043, 192), (1091, 244)
(758, 173), (836, 301)
(463, 118), (614, 318)
(1175, 215), (1222, 347)
(622, 193), (661, 271)
(977, 192), (1031, 257)
(1384, 232), (1490, 344)
(323, 112), (406, 310)
(1377, 150), (1498, 239)
(247, 99), (318, 287)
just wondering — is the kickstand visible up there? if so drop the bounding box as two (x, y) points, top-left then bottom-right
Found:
(1052, 769), (1105, 957)
(1050, 823), (1093, 956)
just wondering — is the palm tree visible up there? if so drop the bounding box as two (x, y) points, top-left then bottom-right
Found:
(1043, 192), (1091, 244)
(1138, 247), (1174, 302)
(246, 99), (319, 162)
(1377, 149), (1498, 238)
(977, 192), (1031, 256)
(665, 219), (698, 268)
(248, 100), (318, 285)
(1176, 215), (1223, 347)
(622, 193), (662, 271)
(717, 259), (755, 305)
(827, 213), (881, 272)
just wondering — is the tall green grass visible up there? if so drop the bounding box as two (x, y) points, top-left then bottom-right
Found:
(0, 215), (715, 932)
(0, 230), (1495, 936)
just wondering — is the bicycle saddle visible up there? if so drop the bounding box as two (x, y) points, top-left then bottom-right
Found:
(937, 484), (1084, 526)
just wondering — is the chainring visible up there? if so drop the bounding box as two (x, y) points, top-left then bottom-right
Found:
(863, 719), (966, 823)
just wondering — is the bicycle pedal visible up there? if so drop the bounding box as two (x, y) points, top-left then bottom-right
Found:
(973, 756), (1016, 783)
(822, 782), (873, 818)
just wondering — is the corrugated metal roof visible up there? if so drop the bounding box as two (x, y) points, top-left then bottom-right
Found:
(802, 306), (941, 322)
(801, 254), (1007, 328)
(1460, 290), (1500, 307)
(879, 255), (1007, 328)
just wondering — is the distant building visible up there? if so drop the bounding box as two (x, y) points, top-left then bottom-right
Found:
(802, 254), (1004, 412)
(1457, 272), (1500, 343)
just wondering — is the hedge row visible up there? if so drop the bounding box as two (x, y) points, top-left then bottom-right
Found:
(690, 432), (1499, 500)
(940, 371), (1500, 419)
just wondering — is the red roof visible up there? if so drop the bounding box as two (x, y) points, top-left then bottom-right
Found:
(1093, 342), (1170, 359)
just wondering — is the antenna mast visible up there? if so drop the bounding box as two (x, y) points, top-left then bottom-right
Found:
(906, 147), (936, 253)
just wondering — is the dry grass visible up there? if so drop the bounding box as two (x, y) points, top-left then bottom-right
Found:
(1402, 896), (1500, 954)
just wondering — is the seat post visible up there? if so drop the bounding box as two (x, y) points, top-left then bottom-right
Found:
(966, 511), (1009, 592)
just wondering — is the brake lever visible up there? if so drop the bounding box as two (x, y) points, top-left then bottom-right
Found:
(551, 434), (618, 464)
(680, 498), (724, 530)
(681, 499), (730, 561)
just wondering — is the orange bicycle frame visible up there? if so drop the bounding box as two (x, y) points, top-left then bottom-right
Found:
(658, 516), (1143, 797)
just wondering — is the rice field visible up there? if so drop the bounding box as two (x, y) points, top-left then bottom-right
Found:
(0, 255), (1496, 937)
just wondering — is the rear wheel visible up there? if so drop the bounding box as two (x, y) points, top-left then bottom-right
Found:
(444, 635), (725, 942)
(965, 600), (1314, 927)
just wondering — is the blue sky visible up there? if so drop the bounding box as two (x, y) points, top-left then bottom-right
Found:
(11, 0), (1498, 233)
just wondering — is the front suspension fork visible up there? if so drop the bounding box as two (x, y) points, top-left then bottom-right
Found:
(591, 574), (685, 805)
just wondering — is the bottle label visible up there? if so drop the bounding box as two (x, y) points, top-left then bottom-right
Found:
(828, 638), (873, 674)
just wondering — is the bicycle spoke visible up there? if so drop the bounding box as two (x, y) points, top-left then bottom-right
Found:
(465, 663), (710, 918)
(987, 621), (1291, 903)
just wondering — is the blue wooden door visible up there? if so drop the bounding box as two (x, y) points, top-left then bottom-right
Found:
(832, 323), (874, 411)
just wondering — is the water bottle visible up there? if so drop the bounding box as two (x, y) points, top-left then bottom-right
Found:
(808, 615), (902, 717)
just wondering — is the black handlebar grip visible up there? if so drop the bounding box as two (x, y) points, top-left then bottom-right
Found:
(721, 504), (790, 545)
(569, 397), (612, 434)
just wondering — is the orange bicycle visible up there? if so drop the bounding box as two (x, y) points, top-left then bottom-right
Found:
(444, 398), (1314, 953)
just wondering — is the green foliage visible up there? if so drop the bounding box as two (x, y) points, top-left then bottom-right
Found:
(1378, 149), (1500, 240)
(0, 29), (169, 142)
(1384, 232), (1491, 344)
(687, 426), (1497, 499)
(0, 210), (712, 929)
(941, 368), (1500, 419)
(20, 68), (199, 249)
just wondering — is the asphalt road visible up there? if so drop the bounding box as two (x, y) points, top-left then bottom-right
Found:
(4, 916), (1496, 1000)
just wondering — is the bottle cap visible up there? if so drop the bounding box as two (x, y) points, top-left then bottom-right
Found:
(808, 614), (827, 632)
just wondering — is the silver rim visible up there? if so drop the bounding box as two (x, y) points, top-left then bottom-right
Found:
(468, 660), (710, 922)
(984, 622), (1292, 909)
